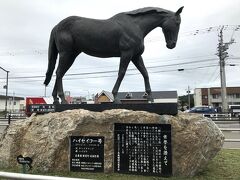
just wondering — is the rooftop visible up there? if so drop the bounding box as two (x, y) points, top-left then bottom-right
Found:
(0, 95), (24, 100)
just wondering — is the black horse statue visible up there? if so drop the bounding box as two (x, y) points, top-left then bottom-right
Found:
(44, 6), (184, 104)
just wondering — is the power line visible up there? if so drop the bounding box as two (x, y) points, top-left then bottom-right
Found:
(212, 73), (220, 82)
(0, 58), (219, 80)
(2, 54), (218, 75)
(209, 66), (219, 82)
(8, 64), (220, 83)
(147, 25), (240, 42)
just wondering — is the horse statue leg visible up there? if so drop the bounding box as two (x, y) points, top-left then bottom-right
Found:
(52, 80), (60, 104)
(112, 53), (131, 103)
(132, 55), (153, 102)
(52, 52), (79, 104)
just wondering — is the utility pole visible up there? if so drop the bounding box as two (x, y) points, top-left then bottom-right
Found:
(0, 67), (9, 114)
(12, 91), (15, 112)
(218, 27), (228, 113)
(216, 26), (235, 113)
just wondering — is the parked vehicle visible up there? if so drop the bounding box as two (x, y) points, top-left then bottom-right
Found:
(187, 106), (217, 115)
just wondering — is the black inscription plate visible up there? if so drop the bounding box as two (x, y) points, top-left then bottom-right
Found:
(29, 104), (55, 114)
(114, 123), (172, 176)
(69, 136), (104, 172)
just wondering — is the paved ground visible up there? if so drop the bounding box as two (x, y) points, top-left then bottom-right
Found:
(217, 123), (240, 128)
(223, 141), (240, 149)
(222, 130), (240, 139)
(214, 120), (240, 149)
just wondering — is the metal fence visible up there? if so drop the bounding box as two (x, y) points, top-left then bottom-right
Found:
(203, 113), (240, 122)
(0, 114), (26, 125)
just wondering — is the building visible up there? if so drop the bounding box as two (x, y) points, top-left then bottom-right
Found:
(71, 97), (84, 104)
(64, 91), (73, 104)
(194, 87), (240, 107)
(0, 95), (25, 112)
(64, 91), (95, 104)
(95, 91), (114, 104)
(95, 90), (178, 104)
(71, 96), (94, 104)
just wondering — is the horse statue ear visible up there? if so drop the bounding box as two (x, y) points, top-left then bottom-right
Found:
(175, 6), (184, 16)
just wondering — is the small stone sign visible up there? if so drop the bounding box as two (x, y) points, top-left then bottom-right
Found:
(69, 136), (104, 172)
(16, 155), (33, 172)
(114, 123), (172, 176)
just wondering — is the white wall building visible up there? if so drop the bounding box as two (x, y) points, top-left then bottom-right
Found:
(0, 95), (25, 112)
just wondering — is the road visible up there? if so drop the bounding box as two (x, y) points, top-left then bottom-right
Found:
(213, 120), (240, 149)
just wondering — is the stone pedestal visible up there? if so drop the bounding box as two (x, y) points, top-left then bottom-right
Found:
(0, 109), (224, 177)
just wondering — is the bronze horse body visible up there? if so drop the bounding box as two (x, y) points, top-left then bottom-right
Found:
(44, 7), (184, 104)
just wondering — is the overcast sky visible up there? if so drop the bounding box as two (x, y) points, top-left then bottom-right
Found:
(0, 0), (240, 99)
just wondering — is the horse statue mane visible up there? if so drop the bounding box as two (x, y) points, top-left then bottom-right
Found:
(124, 7), (172, 16)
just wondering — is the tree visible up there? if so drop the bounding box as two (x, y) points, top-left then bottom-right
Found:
(178, 94), (194, 111)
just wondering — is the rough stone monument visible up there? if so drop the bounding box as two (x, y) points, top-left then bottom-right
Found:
(0, 109), (224, 177)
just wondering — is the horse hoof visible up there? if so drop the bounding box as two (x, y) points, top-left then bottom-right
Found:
(145, 93), (153, 102)
(147, 96), (154, 102)
(53, 100), (60, 105)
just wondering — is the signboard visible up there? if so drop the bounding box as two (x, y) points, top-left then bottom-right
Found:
(114, 123), (172, 176)
(29, 104), (55, 114)
(16, 155), (33, 172)
(69, 136), (104, 172)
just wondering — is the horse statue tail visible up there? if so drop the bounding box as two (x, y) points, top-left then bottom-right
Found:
(44, 26), (58, 86)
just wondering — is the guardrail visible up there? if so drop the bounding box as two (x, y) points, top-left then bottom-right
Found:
(203, 113), (232, 118)
(211, 117), (240, 122)
(220, 128), (240, 131)
(0, 171), (91, 180)
(202, 113), (240, 122)
(224, 139), (240, 142)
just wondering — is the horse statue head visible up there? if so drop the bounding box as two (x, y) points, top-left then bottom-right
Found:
(162, 7), (184, 49)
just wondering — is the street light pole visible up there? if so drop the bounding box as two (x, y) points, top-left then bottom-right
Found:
(0, 67), (9, 113)
(5, 71), (9, 113)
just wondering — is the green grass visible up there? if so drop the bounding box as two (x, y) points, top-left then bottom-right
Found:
(1, 149), (240, 180)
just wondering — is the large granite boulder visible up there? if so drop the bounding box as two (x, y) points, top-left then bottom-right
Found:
(0, 109), (224, 177)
